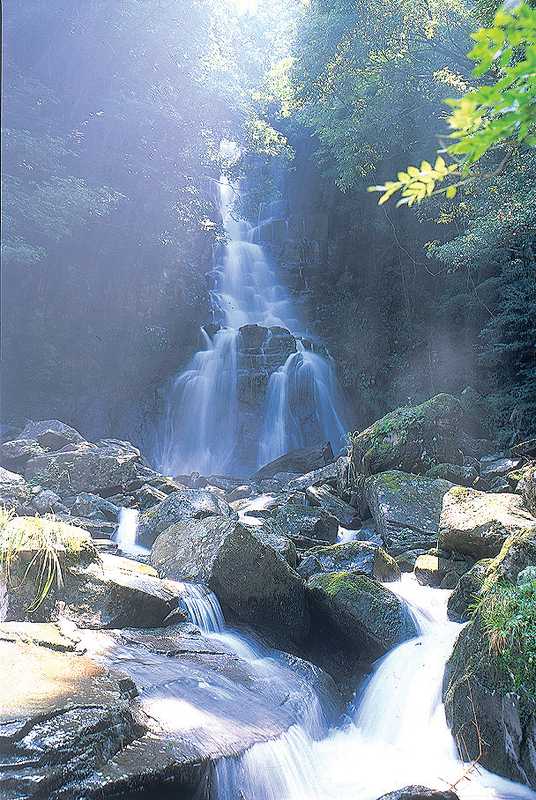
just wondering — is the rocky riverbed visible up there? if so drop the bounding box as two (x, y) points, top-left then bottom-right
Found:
(1, 392), (536, 799)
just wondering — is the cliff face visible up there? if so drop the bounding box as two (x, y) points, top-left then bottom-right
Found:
(257, 141), (485, 430)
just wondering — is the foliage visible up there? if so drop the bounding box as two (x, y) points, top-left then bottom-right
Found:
(369, 2), (536, 205)
(474, 576), (536, 698)
(0, 514), (98, 613)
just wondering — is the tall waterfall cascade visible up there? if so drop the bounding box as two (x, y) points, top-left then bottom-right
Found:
(158, 175), (348, 477)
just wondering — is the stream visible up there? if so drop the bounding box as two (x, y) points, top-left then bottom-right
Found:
(115, 514), (535, 800)
(184, 575), (535, 800)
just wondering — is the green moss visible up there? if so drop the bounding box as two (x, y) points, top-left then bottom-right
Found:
(313, 570), (387, 601)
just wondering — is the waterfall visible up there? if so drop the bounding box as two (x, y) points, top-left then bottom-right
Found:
(115, 507), (148, 557)
(158, 171), (348, 477)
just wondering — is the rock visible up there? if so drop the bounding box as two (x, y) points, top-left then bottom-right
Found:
(350, 394), (463, 477)
(0, 626), (141, 799)
(298, 541), (400, 582)
(438, 486), (536, 560)
(256, 521), (297, 567)
(307, 571), (417, 657)
(24, 443), (143, 497)
(485, 527), (536, 585)
(376, 787), (459, 800)
(518, 465), (536, 515)
(61, 553), (184, 629)
(19, 418), (86, 449)
(287, 461), (340, 491)
(31, 488), (67, 515)
(447, 560), (489, 622)
(57, 514), (118, 539)
(480, 455), (522, 479)
(151, 516), (310, 646)
(414, 552), (471, 588)
(425, 463), (477, 486)
(0, 438), (46, 471)
(132, 483), (168, 510)
(254, 442), (334, 480)
(0, 466), (33, 513)
(137, 488), (234, 547)
(271, 504), (339, 546)
(443, 616), (536, 788)
(305, 483), (360, 527)
(64, 491), (120, 520)
(459, 384), (489, 436)
(365, 471), (452, 555)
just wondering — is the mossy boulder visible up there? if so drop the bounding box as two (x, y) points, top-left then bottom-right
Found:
(365, 471), (452, 555)
(443, 615), (536, 788)
(438, 486), (536, 560)
(350, 393), (463, 477)
(307, 571), (417, 657)
(270, 504), (339, 546)
(151, 515), (310, 647)
(299, 541), (399, 582)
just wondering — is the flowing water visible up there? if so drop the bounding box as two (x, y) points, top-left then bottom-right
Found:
(190, 575), (535, 800)
(158, 176), (348, 477)
(108, 512), (535, 800)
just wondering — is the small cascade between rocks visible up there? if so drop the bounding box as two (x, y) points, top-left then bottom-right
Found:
(157, 172), (349, 477)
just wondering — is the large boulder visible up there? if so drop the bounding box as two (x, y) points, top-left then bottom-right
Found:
(254, 442), (334, 480)
(307, 571), (417, 657)
(365, 471), (452, 555)
(350, 394), (463, 476)
(0, 516), (180, 628)
(61, 553), (184, 629)
(151, 516), (310, 646)
(24, 443), (143, 497)
(443, 614), (536, 788)
(298, 541), (400, 582)
(438, 486), (536, 560)
(137, 488), (234, 547)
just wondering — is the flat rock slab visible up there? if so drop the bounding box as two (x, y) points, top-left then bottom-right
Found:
(0, 618), (336, 800)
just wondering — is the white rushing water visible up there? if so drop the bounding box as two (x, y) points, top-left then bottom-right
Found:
(158, 172), (348, 477)
(115, 507), (149, 557)
(184, 575), (535, 800)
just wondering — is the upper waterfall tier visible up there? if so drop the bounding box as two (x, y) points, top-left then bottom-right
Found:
(157, 175), (349, 477)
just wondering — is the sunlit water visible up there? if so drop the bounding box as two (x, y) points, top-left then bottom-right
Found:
(158, 174), (348, 477)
